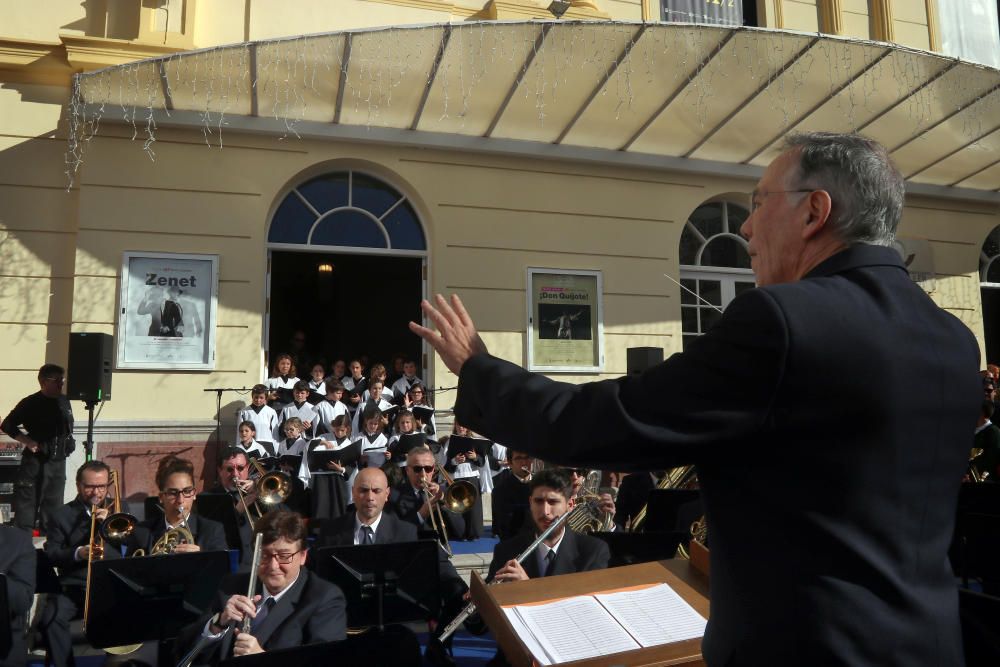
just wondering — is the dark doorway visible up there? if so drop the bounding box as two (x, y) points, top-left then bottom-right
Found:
(268, 251), (424, 376)
(983, 287), (1000, 366)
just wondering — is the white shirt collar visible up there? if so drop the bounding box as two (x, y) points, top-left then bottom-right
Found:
(976, 419), (993, 434)
(261, 571), (300, 603)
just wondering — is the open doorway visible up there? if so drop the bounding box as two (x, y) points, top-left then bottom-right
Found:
(267, 250), (424, 376)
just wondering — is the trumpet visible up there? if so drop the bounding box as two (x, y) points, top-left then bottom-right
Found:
(83, 469), (142, 655)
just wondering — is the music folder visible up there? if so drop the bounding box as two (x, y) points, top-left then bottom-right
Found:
(411, 405), (434, 423)
(445, 434), (489, 461)
(471, 559), (710, 667)
(390, 433), (426, 459)
(85, 550), (230, 648)
(308, 441), (361, 471)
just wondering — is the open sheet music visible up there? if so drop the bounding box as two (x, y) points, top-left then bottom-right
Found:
(501, 583), (706, 665)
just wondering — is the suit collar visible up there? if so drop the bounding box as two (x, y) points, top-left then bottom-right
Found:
(803, 243), (906, 280)
(253, 570), (308, 645)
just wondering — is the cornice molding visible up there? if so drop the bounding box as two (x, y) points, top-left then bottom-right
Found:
(60, 34), (186, 71)
(476, 0), (610, 20)
(0, 37), (74, 85)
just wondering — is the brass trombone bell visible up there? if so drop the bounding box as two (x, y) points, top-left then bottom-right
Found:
(99, 511), (138, 543)
(442, 479), (477, 514)
(257, 470), (292, 506)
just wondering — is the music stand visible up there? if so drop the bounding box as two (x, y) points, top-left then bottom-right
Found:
(218, 627), (422, 667)
(194, 493), (245, 553)
(644, 489), (703, 534)
(591, 531), (688, 567)
(310, 541), (440, 631)
(85, 550), (230, 649)
(0, 574), (10, 660)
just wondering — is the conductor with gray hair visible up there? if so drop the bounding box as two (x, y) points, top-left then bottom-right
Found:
(412, 132), (980, 665)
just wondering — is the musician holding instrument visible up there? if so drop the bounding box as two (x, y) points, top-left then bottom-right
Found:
(389, 446), (464, 541)
(489, 469), (609, 584)
(565, 468), (616, 531)
(126, 455), (227, 557)
(175, 510), (346, 664)
(40, 461), (125, 667)
(489, 450), (534, 540)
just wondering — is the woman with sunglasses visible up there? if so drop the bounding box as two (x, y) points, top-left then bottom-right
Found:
(126, 455), (227, 556)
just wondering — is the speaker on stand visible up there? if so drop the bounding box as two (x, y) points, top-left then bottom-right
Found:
(626, 347), (664, 376)
(67, 332), (114, 461)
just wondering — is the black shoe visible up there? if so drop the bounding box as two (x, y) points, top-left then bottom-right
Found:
(424, 637), (456, 667)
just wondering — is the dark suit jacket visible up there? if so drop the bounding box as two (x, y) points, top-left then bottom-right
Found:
(125, 513), (228, 557)
(44, 498), (125, 587)
(490, 470), (532, 540)
(176, 568), (346, 664)
(456, 245), (981, 666)
(613, 472), (656, 529)
(0, 526), (35, 666)
(486, 528), (609, 580)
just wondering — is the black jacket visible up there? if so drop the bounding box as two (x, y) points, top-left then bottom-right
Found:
(44, 498), (126, 587)
(487, 528), (609, 580)
(125, 513), (228, 557)
(456, 245), (980, 666)
(388, 481), (464, 537)
(0, 526), (35, 666)
(1, 391), (74, 460)
(175, 568), (346, 664)
(489, 470), (532, 540)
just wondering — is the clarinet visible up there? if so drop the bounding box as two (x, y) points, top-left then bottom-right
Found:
(437, 500), (592, 642)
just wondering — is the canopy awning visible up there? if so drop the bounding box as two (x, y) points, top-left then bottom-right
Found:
(69, 20), (1000, 199)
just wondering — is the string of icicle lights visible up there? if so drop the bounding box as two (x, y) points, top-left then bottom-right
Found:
(64, 20), (1000, 189)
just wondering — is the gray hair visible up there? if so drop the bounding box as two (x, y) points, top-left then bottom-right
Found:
(783, 132), (904, 246)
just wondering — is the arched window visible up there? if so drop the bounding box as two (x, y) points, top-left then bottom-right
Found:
(679, 200), (754, 350)
(268, 171), (426, 252)
(981, 225), (1000, 364)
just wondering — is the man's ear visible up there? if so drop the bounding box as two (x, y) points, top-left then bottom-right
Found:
(567, 496), (576, 510)
(802, 189), (833, 239)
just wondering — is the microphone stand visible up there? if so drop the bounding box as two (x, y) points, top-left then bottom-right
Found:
(203, 387), (256, 445)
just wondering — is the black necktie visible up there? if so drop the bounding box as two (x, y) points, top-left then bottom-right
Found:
(250, 597), (275, 632)
(544, 550), (557, 577)
(361, 525), (375, 545)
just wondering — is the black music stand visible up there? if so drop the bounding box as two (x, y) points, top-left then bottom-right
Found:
(85, 550), (230, 649)
(591, 530), (689, 567)
(0, 574), (10, 661)
(195, 493), (245, 553)
(218, 627), (422, 667)
(310, 540), (440, 631)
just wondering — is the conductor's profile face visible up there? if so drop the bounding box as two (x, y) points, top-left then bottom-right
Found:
(257, 537), (306, 595)
(529, 487), (571, 534)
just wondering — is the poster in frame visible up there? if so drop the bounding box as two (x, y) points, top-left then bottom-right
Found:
(526, 268), (604, 373)
(116, 252), (219, 370)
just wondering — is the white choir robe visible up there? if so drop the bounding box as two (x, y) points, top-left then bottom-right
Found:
(391, 375), (423, 401)
(236, 404), (280, 446)
(314, 399), (348, 434)
(279, 402), (320, 439)
(351, 398), (394, 435)
(355, 431), (388, 469)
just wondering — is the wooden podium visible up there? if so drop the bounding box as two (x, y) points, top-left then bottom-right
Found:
(471, 558), (710, 667)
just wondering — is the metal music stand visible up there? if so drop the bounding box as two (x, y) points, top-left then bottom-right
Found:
(85, 550), (230, 649)
(310, 540), (440, 631)
(203, 386), (256, 445)
(591, 530), (689, 567)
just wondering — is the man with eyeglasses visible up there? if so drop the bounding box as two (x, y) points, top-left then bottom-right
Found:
(40, 461), (124, 667)
(2, 363), (76, 534)
(176, 510), (345, 662)
(414, 132), (981, 665)
(204, 447), (267, 569)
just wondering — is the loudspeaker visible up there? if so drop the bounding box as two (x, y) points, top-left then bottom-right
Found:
(626, 347), (663, 375)
(67, 332), (113, 402)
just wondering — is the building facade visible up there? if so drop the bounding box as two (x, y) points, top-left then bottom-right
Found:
(1, 0), (998, 505)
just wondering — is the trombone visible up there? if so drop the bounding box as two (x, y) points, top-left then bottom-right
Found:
(83, 469), (141, 654)
(233, 459), (293, 529)
(423, 464), (478, 557)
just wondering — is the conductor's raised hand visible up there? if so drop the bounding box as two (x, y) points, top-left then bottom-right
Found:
(409, 294), (488, 376)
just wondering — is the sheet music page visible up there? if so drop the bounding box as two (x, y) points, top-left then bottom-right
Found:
(595, 583), (707, 647)
(511, 595), (640, 663)
(364, 450), (387, 467)
(501, 608), (554, 666)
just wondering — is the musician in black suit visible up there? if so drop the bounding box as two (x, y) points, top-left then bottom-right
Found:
(488, 469), (609, 582)
(415, 133), (981, 665)
(0, 526), (35, 667)
(489, 450), (534, 540)
(613, 471), (665, 530)
(388, 446), (464, 541)
(40, 460), (124, 667)
(125, 455), (227, 556)
(316, 467), (468, 667)
(202, 446), (266, 568)
(175, 511), (346, 664)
